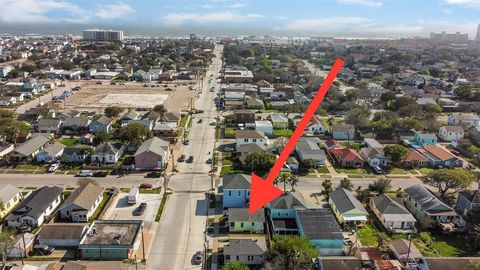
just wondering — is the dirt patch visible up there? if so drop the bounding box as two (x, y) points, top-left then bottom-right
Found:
(64, 82), (197, 113)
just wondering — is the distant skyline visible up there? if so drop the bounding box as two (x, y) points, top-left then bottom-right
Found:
(0, 0), (479, 38)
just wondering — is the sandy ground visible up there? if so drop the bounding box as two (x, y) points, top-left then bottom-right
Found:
(63, 81), (197, 113)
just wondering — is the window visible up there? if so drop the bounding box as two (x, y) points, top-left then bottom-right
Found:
(247, 255), (254, 262)
(253, 138), (257, 142)
(228, 191), (232, 196)
(251, 222), (255, 226)
(230, 222), (234, 227)
(244, 139), (248, 142)
(225, 255), (230, 261)
(238, 191), (241, 196)
(240, 222), (244, 228)
(236, 255), (239, 261)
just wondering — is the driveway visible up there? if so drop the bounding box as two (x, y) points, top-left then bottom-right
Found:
(104, 192), (161, 222)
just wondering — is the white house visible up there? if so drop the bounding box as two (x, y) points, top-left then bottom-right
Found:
(91, 142), (125, 164)
(235, 130), (269, 149)
(255, 121), (273, 136)
(369, 194), (416, 233)
(0, 96), (17, 106)
(447, 113), (480, 127)
(307, 116), (327, 134)
(58, 183), (104, 222)
(438, 125), (464, 141)
(6, 186), (63, 228)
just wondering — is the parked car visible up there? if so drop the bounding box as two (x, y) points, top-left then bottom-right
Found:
(194, 251), (203, 264)
(145, 172), (161, 178)
(197, 119), (203, 123)
(48, 163), (60, 173)
(77, 170), (93, 177)
(373, 166), (384, 174)
(186, 156), (194, 163)
(93, 171), (108, 177)
(140, 183), (154, 189)
(108, 187), (118, 195)
(33, 244), (55, 256)
(223, 146), (234, 152)
(134, 203), (147, 216)
(209, 121), (216, 126)
(178, 154), (186, 162)
(206, 158), (213, 164)
(184, 139), (190, 145)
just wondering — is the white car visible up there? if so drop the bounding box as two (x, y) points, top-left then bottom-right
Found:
(77, 170), (93, 177)
(48, 163), (60, 172)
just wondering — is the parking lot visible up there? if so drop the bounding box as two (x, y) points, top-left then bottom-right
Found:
(104, 192), (161, 222)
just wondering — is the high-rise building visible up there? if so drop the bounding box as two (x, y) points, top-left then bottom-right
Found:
(82, 29), (124, 42)
(476, 24), (480, 43)
(430, 31), (468, 43)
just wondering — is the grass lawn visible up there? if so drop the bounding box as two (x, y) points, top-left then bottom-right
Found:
(60, 138), (78, 147)
(387, 167), (409, 174)
(340, 142), (361, 151)
(418, 167), (434, 175)
(16, 164), (45, 170)
(220, 166), (244, 176)
(179, 115), (188, 128)
(336, 167), (369, 174)
(139, 187), (161, 194)
(88, 192), (110, 222)
(316, 167), (330, 173)
(225, 127), (235, 137)
(215, 124), (221, 139)
(357, 225), (379, 247)
(155, 193), (170, 222)
(273, 129), (293, 137)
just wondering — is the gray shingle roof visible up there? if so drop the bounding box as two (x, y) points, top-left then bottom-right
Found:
(0, 184), (21, 205)
(13, 135), (50, 156)
(7, 186), (62, 221)
(222, 174), (251, 189)
(94, 142), (124, 155)
(404, 184), (455, 215)
(59, 183), (103, 212)
(228, 208), (265, 223)
(329, 188), (367, 215)
(223, 237), (267, 255)
(94, 116), (112, 126)
(371, 194), (411, 215)
(269, 191), (315, 210)
(134, 137), (169, 157)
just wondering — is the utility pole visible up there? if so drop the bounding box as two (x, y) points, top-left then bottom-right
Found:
(406, 233), (412, 262)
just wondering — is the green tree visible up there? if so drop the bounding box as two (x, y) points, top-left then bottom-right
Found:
(221, 261), (249, 270)
(346, 107), (370, 131)
(118, 123), (153, 147)
(301, 158), (318, 169)
(104, 106), (123, 118)
(0, 230), (14, 269)
(92, 131), (110, 146)
(322, 179), (333, 199)
(338, 178), (353, 191)
(275, 173), (290, 192)
(384, 144), (408, 163)
(153, 104), (168, 120)
(422, 169), (475, 198)
(244, 152), (276, 172)
(288, 174), (300, 191)
(356, 189), (371, 203)
(372, 178), (392, 194)
(269, 236), (318, 270)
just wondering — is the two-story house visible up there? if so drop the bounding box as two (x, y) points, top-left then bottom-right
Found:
(222, 174), (251, 209)
(235, 130), (269, 150)
(404, 184), (457, 228)
(447, 113), (480, 127)
(456, 189), (480, 217)
(438, 126), (464, 141)
(89, 116), (113, 134)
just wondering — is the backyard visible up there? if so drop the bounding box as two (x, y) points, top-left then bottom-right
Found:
(59, 138), (78, 147)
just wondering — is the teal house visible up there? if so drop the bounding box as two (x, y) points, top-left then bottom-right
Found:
(228, 208), (265, 233)
(295, 209), (344, 256)
(79, 220), (144, 260)
(267, 191), (315, 235)
(222, 174), (251, 209)
(412, 132), (438, 147)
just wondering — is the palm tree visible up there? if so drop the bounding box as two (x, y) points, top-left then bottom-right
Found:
(338, 178), (353, 191)
(6, 125), (19, 146)
(327, 116), (335, 133)
(372, 178), (392, 194)
(288, 175), (300, 191)
(275, 173), (289, 192)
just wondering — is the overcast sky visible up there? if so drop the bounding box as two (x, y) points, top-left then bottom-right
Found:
(0, 0), (479, 38)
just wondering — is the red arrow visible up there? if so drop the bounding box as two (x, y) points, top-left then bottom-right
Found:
(248, 58), (344, 215)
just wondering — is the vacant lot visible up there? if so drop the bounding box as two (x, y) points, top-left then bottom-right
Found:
(64, 82), (195, 113)
(104, 193), (162, 222)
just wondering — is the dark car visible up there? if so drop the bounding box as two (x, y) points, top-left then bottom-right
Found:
(93, 171), (108, 177)
(178, 154), (186, 162)
(206, 158), (213, 164)
(194, 251), (203, 264)
(186, 156), (194, 163)
(146, 172), (161, 178)
(33, 244), (55, 256)
(197, 119), (203, 123)
(134, 203), (147, 216)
